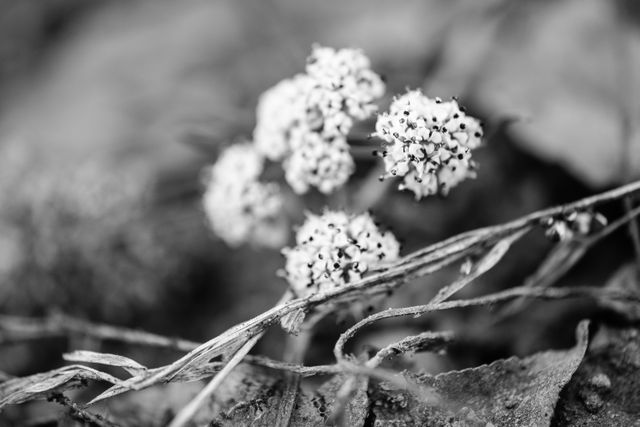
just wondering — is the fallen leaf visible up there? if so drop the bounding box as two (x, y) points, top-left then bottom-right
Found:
(370, 320), (589, 426)
(552, 325), (640, 426)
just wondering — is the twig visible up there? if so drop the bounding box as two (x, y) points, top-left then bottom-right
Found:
(48, 393), (121, 427)
(0, 313), (199, 352)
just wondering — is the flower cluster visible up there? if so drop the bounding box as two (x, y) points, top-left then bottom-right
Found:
(203, 144), (287, 248)
(284, 133), (354, 195)
(253, 74), (314, 162)
(374, 90), (483, 199)
(254, 45), (385, 194)
(305, 45), (385, 120)
(282, 210), (400, 298)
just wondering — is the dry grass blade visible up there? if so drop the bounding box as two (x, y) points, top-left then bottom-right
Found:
(430, 228), (529, 305)
(168, 333), (263, 427)
(495, 204), (640, 320)
(0, 365), (120, 407)
(63, 351), (148, 377)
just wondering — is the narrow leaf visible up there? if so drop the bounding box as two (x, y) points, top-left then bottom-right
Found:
(63, 350), (148, 376)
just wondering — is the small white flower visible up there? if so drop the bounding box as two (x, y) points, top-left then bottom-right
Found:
(282, 210), (400, 298)
(203, 144), (287, 248)
(284, 132), (354, 195)
(374, 90), (483, 199)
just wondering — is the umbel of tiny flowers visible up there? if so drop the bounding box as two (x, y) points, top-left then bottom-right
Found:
(203, 143), (287, 248)
(282, 210), (400, 312)
(253, 45), (385, 195)
(373, 89), (484, 200)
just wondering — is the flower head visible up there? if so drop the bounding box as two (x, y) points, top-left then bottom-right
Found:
(203, 144), (287, 248)
(254, 74), (314, 161)
(306, 45), (385, 120)
(283, 132), (354, 195)
(282, 210), (400, 298)
(374, 90), (483, 199)
(253, 46), (385, 194)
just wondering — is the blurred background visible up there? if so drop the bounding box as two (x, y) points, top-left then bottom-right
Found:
(1, 0), (639, 424)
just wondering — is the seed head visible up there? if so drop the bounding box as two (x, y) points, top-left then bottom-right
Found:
(374, 90), (483, 199)
(284, 132), (354, 195)
(282, 210), (400, 297)
(254, 45), (385, 194)
(203, 144), (287, 248)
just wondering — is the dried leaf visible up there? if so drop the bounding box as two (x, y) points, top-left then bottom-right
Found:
(430, 229), (527, 304)
(370, 320), (589, 426)
(553, 325), (640, 426)
(0, 365), (120, 407)
(63, 350), (148, 377)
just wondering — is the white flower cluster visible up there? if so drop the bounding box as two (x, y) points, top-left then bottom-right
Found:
(374, 90), (483, 199)
(203, 144), (287, 248)
(282, 210), (400, 298)
(305, 45), (385, 120)
(254, 45), (385, 194)
(284, 133), (354, 195)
